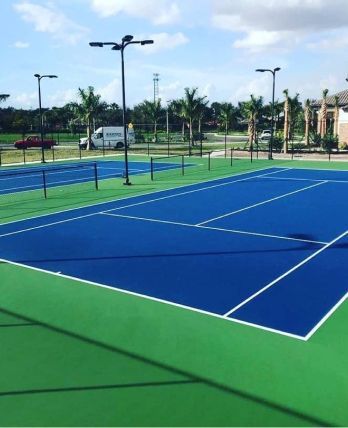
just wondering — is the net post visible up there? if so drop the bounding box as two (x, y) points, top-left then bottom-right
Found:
(150, 157), (154, 181)
(94, 162), (99, 190)
(230, 148), (233, 166)
(42, 170), (47, 199)
(181, 155), (184, 175)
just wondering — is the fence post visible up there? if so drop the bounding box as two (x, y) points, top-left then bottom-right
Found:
(181, 155), (185, 175)
(42, 170), (47, 199)
(167, 133), (170, 157)
(250, 144), (253, 163)
(94, 162), (99, 190)
(224, 132), (227, 158)
(150, 157), (154, 181)
(147, 141), (150, 156)
(0, 148), (2, 166)
(102, 139), (105, 157)
(291, 139), (294, 160)
(52, 146), (55, 162)
(23, 149), (26, 164)
(79, 146), (82, 160)
(230, 148), (233, 166)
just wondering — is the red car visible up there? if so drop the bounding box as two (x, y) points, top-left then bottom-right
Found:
(14, 135), (57, 149)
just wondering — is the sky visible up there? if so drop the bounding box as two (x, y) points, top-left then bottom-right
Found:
(1, 0), (348, 110)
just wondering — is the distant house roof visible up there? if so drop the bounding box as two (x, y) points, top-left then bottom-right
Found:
(311, 89), (348, 107)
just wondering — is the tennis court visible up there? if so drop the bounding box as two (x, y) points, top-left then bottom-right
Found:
(1, 165), (347, 340)
(0, 159), (186, 195)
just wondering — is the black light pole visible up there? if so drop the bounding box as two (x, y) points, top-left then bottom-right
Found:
(255, 67), (281, 160)
(90, 36), (154, 185)
(34, 74), (58, 163)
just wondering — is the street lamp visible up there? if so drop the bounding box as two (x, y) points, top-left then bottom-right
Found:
(90, 35), (154, 185)
(34, 74), (58, 163)
(255, 67), (281, 160)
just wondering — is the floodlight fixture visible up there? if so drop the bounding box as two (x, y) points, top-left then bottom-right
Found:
(122, 35), (134, 42)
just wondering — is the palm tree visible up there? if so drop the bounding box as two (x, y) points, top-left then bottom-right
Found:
(288, 93), (301, 141)
(319, 89), (329, 137)
(168, 99), (186, 139)
(181, 88), (204, 148)
(141, 99), (162, 142)
(219, 103), (235, 136)
(72, 86), (105, 150)
(241, 95), (264, 149)
(283, 89), (290, 153)
(333, 95), (340, 136)
(304, 99), (312, 146)
(196, 97), (209, 138)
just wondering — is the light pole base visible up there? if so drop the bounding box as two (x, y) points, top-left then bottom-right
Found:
(123, 181), (132, 186)
(268, 155), (273, 160)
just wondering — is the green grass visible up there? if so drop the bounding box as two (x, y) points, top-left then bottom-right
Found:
(0, 156), (348, 426)
(0, 132), (86, 145)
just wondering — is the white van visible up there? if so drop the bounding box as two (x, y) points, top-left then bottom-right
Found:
(79, 126), (135, 150)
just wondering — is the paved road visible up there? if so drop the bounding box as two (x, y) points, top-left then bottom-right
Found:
(205, 133), (248, 142)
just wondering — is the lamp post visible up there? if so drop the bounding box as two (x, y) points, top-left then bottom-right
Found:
(90, 35), (154, 185)
(34, 74), (58, 163)
(255, 67), (281, 160)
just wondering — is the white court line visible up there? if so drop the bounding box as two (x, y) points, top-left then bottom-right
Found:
(0, 256), (305, 341)
(0, 212), (99, 238)
(197, 181), (327, 226)
(262, 176), (348, 184)
(101, 168), (291, 215)
(0, 166), (286, 227)
(304, 291), (348, 340)
(223, 230), (348, 318)
(101, 212), (327, 245)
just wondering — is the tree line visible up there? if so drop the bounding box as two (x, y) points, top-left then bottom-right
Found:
(0, 87), (336, 151)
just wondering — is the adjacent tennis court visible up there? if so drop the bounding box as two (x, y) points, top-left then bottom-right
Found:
(1, 166), (347, 340)
(0, 159), (186, 195)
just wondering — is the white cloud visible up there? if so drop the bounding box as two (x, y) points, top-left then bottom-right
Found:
(14, 2), (89, 45)
(96, 79), (121, 104)
(234, 74), (270, 102)
(134, 32), (189, 54)
(212, 0), (348, 52)
(90, 0), (180, 24)
(13, 41), (30, 48)
(307, 30), (348, 50)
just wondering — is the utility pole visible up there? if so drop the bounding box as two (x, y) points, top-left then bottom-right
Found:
(153, 73), (159, 103)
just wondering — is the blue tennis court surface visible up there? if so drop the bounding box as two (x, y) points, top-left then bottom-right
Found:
(0, 159), (183, 195)
(1, 166), (347, 340)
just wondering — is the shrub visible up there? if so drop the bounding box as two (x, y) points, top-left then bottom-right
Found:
(321, 134), (339, 151)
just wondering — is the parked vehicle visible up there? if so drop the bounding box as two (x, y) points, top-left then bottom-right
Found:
(259, 130), (272, 141)
(14, 135), (56, 149)
(78, 126), (135, 150)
